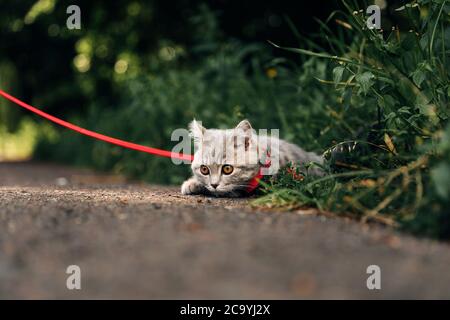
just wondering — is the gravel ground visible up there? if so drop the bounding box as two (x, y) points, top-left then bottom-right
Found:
(0, 162), (450, 299)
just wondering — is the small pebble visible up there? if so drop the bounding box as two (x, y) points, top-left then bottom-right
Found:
(56, 177), (69, 186)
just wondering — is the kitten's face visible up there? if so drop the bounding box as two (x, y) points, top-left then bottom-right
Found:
(190, 120), (260, 196)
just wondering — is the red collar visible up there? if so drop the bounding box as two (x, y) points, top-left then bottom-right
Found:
(245, 150), (271, 193)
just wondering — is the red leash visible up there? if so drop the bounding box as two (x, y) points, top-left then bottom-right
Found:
(0, 89), (193, 162)
(246, 150), (271, 193)
(0, 89), (266, 192)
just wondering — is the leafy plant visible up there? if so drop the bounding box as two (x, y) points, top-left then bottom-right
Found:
(257, 0), (450, 239)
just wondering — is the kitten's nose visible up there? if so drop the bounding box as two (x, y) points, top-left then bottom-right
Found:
(210, 183), (219, 189)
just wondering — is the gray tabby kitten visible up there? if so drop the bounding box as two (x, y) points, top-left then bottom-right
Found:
(181, 119), (324, 197)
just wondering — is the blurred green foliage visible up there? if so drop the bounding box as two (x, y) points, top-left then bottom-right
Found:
(1, 0), (341, 183)
(34, 40), (339, 184)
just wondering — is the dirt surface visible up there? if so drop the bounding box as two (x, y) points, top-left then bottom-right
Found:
(1, 162), (450, 299)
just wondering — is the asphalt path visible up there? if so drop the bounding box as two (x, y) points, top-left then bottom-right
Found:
(1, 162), (449, 299)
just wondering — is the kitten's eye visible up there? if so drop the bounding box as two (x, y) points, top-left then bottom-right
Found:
(222, 165), (234, 175)
(200, 165), (210, 175)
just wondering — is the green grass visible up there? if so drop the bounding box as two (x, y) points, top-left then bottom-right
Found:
(255, 0), (450, 239)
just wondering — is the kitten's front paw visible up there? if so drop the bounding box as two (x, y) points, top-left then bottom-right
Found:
(181, 178), (204, 195)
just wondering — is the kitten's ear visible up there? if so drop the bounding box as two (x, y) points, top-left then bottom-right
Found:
(235, 119), (253, 151)
(235, 119), (252, 135)
(189, 119), (205, 143)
